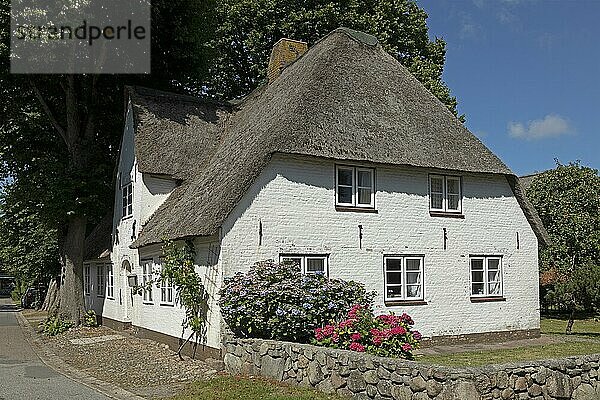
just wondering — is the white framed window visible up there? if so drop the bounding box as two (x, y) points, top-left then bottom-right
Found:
(122, 182), (133, 218)
(96, 264), (105, 298)
(383, 255), (424, 302)
(106, 264), (114, 299)
(335, 165), (375, 208)
(84, 264), (91, 296)
(470, 256), (503, 297)
(429, 175), (462, 213)
(141, 259), (153, 303)
(160, 263), (174, 305)
(280, 254), (328, 276)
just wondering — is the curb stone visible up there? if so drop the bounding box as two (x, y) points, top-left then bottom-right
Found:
(15, 309), (146, 400)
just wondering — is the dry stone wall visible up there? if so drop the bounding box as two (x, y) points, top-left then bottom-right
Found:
(223, 336), (600, 399)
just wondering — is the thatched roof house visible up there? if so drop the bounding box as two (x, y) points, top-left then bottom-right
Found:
(85, 27), (550, 353)
(127, 28), (548, 248)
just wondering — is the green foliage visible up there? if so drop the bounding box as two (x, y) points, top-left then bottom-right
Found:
(0, 0), (217, 306)
(0, 186), (60, 287)
(42, 316), (74, 336)
(159, 241), (208, 341)
(219, 260), (375, 343)
(207, 0), (462, 120)
(11, 285), (24, 305)
(527, 161), (600, 312)
(313, 304), (421, 359)
(82, 310), (98, 327)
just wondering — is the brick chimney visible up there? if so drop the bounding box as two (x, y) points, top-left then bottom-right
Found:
(267, 38), (308, 83)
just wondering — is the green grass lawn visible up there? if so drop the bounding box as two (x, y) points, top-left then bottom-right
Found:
(417, 340), (600, 367)
(541, 317), (600, 336)
(417, 317), (600, 367)
(170, 375), (344, 400)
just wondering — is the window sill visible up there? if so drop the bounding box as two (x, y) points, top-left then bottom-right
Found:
(142, 301), (154, 305)
(106, 296), (115, 301)
(160, 303), (175, 307)
(96, 295), (105, 298)
(121, 215), (133, 221)
(385, 300), (427, 306)
(429, 211), (464, 219)
(470, 296), (505, 303)
(335, 206), (378, 213)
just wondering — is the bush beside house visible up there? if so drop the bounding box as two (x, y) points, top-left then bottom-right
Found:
(219, 261), (375, 343)
(220, 260), (421, 360)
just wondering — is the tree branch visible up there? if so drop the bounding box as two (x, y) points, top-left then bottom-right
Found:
(29, 79), (68, 145)
(83, 74), (99, 141)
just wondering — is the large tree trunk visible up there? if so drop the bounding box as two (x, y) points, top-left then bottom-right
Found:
(41, 278), (60, 314)
(32, 74), (97, 326)
(58, 215), (87, 324)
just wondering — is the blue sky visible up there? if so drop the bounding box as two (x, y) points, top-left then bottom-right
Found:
(417, 0), (599, 176)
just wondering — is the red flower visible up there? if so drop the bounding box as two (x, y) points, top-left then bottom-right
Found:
(332, 333), (340, 343)
(350, 333), (361, 341)
(400, 313), (414, 325)
(315, 327), (324, 341)
(339, 319), (354, 328)
(349, 342), (365, 352)
(391, 326), (406, 335)
(402, 343), (412, 352)
(347, 304), (362, 319)
(322, 324), (334, 337)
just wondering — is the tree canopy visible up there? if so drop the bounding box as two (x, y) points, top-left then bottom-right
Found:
(527, 162), (600, 321)
(0, 0), (460, 321)
(206, 0), (461, 119)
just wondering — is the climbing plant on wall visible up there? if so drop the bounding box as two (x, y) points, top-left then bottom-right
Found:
(158, 240), (209, 359)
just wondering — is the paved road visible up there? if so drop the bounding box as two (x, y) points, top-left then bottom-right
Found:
(0, 297), (111, 400)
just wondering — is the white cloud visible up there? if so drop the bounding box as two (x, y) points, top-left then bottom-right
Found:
(458, 13), (483, 41)
(508, 114), (574, 140)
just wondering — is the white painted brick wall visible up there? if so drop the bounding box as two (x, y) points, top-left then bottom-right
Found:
(219, 154), (540, 338)
(100, 127), (540, 345)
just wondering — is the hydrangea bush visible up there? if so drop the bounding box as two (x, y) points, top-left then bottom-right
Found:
(313, 304), (421, 359)
(219, 261), (375, 343)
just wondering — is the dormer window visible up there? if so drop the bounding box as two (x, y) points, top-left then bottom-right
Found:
(335, 165), (375, 208)
(429, 175), (462, 214)
(122, 182), (133, 218)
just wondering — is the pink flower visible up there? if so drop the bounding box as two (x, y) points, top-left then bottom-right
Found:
(322, 325), (334, 337)
(339, 319), (354, 328)
(349, 342), (365, 352)
(348, 304), (362, 319)
(402, 343), (412, 352)
(400, 313), (414, 325)
(315, 328), (324, 341)
(380, 328), (394, 339)
(413, 330), (422, 340)
(332, 333), (340, 343)
(372, 337), (382, 345)
(350, 333), (361, 341)
(391, 326), (406, 335)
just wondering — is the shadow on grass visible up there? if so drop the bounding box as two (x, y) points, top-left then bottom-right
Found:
(541, 316), (600, 338)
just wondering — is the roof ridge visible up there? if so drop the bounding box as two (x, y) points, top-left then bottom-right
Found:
(127, 86), (232, 108)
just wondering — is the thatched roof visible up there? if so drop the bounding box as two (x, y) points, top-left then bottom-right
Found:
(519, 172), (543, 192)
(84, 212), (113, 260)
(131, 28), (549, 248)
(128, 87), (231, 180)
